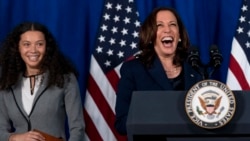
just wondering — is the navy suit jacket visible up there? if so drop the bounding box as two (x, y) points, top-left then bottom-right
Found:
(115, 57), (203, 135)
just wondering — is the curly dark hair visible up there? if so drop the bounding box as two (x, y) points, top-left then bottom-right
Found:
(138, 7), (190, 68)
(0, 22), (78, 90)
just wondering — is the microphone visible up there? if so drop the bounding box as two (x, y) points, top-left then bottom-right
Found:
(209, 45), (223, 69)
(187, 46), (201, 71)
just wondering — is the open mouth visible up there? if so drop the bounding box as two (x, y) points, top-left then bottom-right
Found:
(161, 36), (173, 46)
(28, 55), (39, 61)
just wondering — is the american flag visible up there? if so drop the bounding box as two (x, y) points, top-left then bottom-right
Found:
(226, 0), (250, 90)
(83, 0), (140, 140)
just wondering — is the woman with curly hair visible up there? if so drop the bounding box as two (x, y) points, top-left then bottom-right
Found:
(0, 22), (84, 141)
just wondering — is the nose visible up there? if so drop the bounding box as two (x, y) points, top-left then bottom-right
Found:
(30, 44), (37, 52)
(163, 25), (171, 33)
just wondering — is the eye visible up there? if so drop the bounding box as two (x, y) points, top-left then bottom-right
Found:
(156, 24), (161, 27)
(38, 43), (44, 46)
(156, 23), (163, 27)
(23, 42), (30, 47)
(36, 41), (45, 47)
(169, 22), (177, 27)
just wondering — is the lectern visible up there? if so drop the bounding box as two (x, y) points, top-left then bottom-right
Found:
(127, 91), (250, 141)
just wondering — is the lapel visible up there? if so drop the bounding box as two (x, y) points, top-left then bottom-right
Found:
(11, 74), (27, 116)
(183, 62), (201, 89)
(147, 57), (173, 90)
(33, 72), (49, 102)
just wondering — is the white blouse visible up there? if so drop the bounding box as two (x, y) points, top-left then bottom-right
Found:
(21, 74), (43, 115)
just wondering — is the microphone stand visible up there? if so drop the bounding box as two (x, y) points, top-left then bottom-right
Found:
(197, 64), (210, 80)
(187, 45), (222, 80)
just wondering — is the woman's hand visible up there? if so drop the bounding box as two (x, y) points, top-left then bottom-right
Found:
(9, 130), (45, 141)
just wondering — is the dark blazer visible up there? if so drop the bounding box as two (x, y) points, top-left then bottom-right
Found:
(115, 57), (203, 135)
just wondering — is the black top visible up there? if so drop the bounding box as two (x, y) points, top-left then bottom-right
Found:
(169, 69), (184, 90)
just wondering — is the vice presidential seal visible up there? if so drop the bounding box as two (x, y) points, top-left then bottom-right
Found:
(185, 79), (236, 129)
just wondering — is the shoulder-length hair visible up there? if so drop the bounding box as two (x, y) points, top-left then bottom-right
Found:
(138, 7), (190, 68)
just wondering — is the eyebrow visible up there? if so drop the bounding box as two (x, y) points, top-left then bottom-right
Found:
(156, 20), (177, 23)
(21, 40), (45, 42)
(36, 40), (45, 42)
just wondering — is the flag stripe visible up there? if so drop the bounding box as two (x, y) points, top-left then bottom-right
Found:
(83, 109), (103, 141)
(229, 55), (250, 89)
(89, 56), (116, 112)
(85, 90), (117, 140)
(226, 69), (241, 89)
(230, 38), (250, 83)
(106, 69), (120, 93)
(88, 75), (127, 141)
(87, 57), (126, 140)
(84, 0), (140, 140)
(87, 76), (118, 137)
(229, 38), (250, 88)
(226, 0), (250, 90)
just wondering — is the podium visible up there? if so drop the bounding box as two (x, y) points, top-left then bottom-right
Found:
(127, 91), (250, 141)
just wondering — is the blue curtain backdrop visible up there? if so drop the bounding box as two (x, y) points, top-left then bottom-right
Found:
(0, 0), (242, 100)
